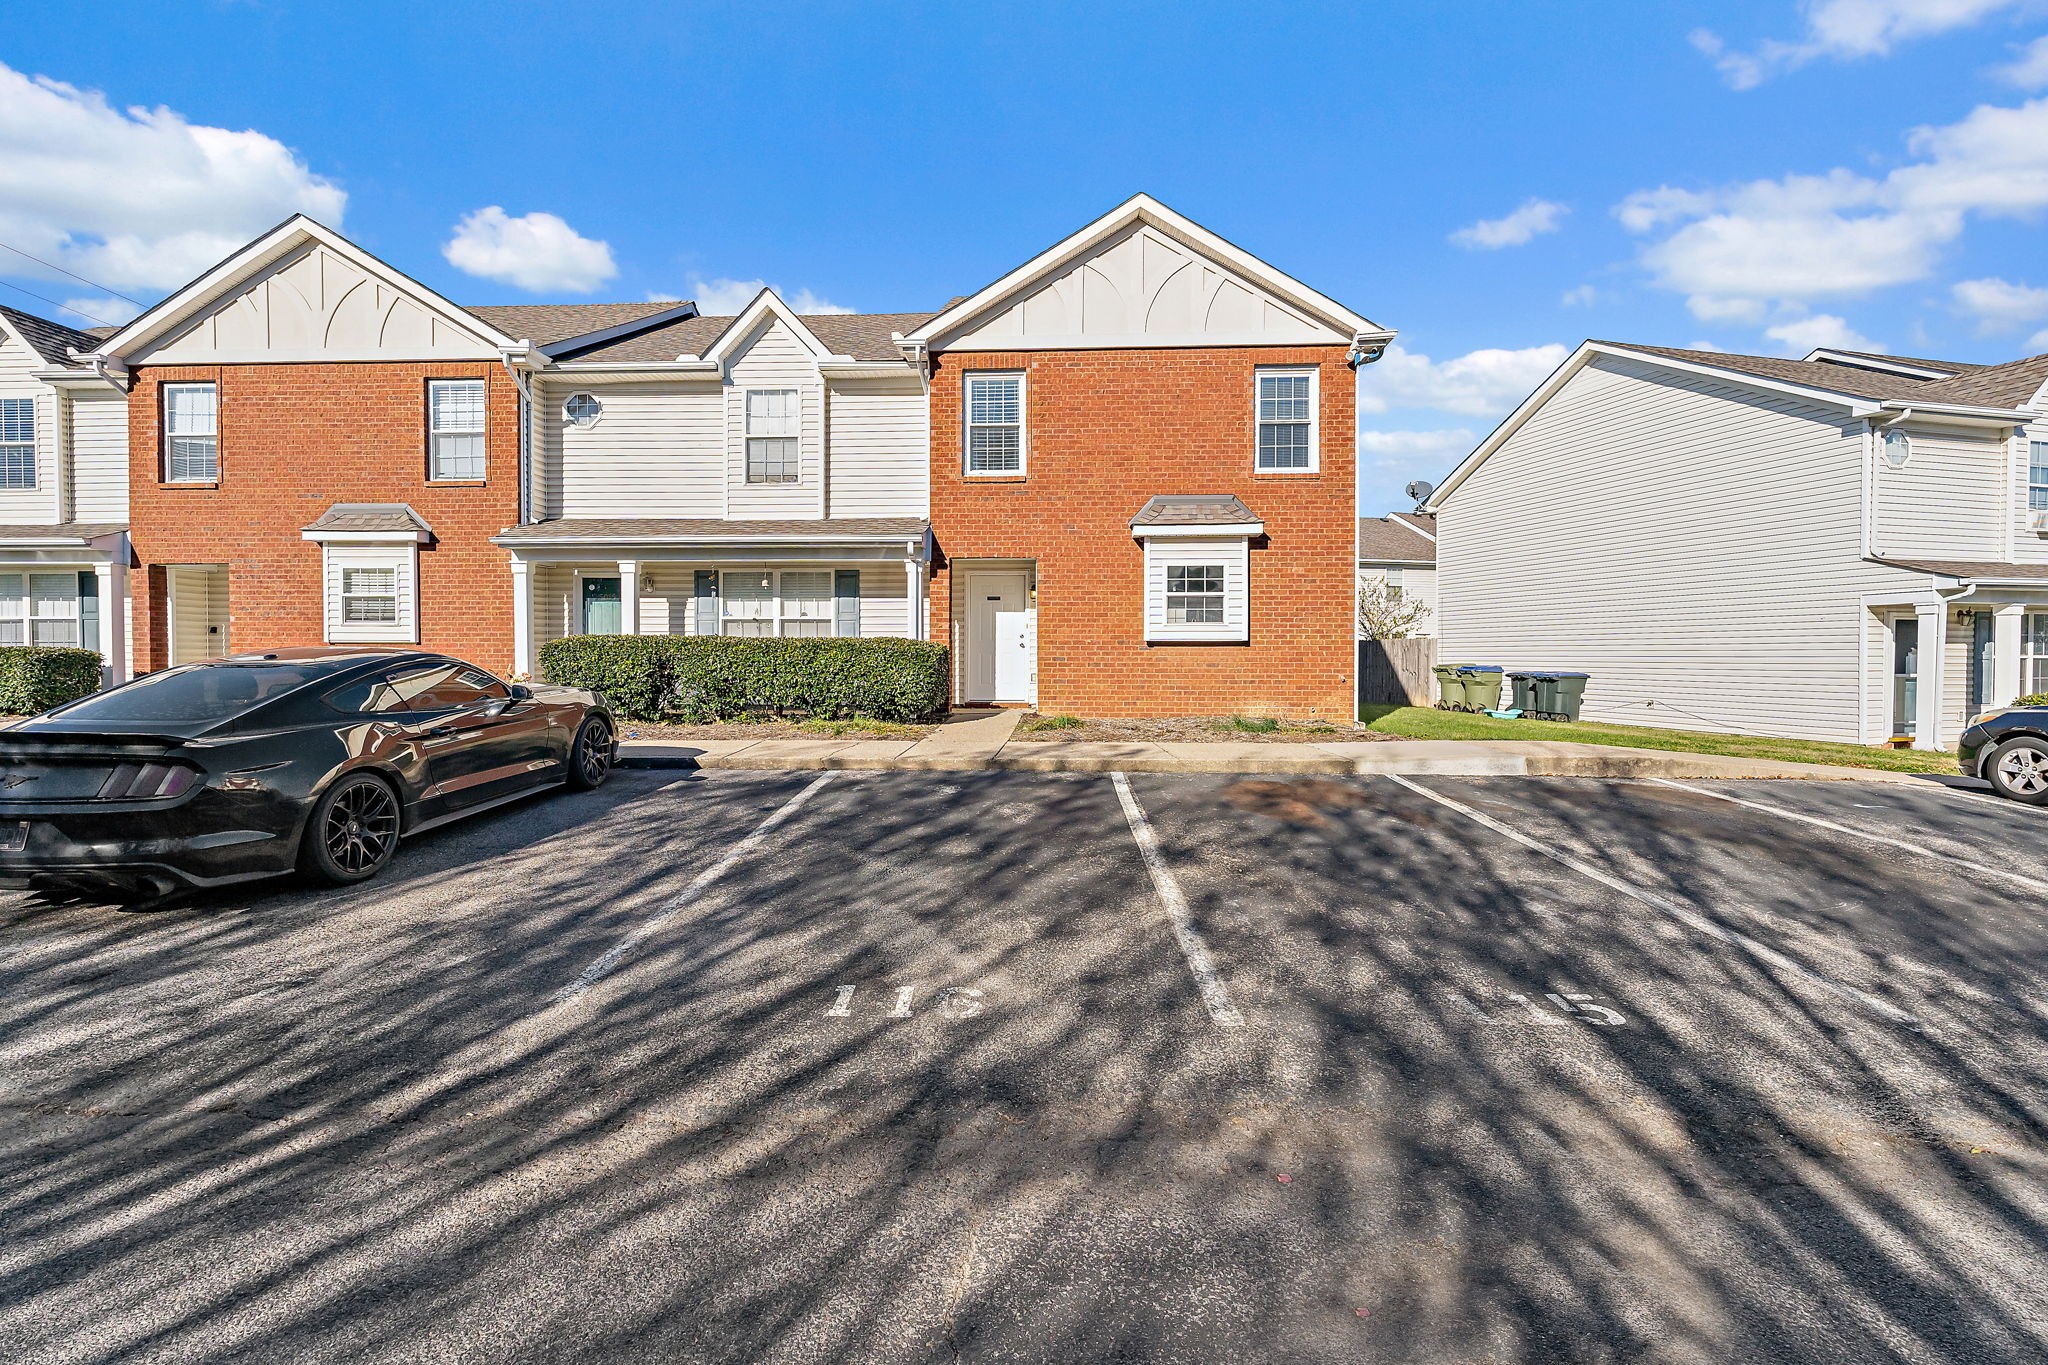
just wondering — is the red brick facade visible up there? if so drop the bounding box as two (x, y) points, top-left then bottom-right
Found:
(927, 345), (1356, 720)
(125, 362), (520, 674)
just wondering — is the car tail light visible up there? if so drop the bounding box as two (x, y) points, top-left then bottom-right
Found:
(96, 762), (201, 801)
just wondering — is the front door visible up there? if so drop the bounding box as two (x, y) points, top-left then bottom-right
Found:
(168, 565), (229, 665)
(1893, 617), (1920, 738)
(582, 576), (622, 635)
(964, 570), (1034, 703)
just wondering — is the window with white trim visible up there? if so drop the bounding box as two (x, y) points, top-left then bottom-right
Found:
(2026, 614), (2048, 696)
(720, 569), (841, 637)
(965, 372), (1024, 474)
(163, 382), (218, 482)
(564, 392), (602, 428)
(1255, 368), (1317, 471)
(1165, 564), (1226, 624)
(428, 379), (487, 480)
(1142, 538), (1249, 643)
(745, 389), (800, 483)
(0, 398), (35, 489)
(0, 571), (80, 646)
(341, 566), (399, 624)
(2029, 440), (2048, 512)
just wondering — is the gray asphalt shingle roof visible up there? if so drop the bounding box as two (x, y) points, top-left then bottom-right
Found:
(1356, 513), (1436, 562)
(493, 516), (929, 544)
(1128, 495), (1260, 528)
(462, 302), (687, 346)
(0, 305), (100, 367)
(1875, 558), (2048, 581)
(560, 311), (935, 364)
(1598, 339), (2048, 410)
(0, 522), (126, 541)
(303, 503), (433, 535)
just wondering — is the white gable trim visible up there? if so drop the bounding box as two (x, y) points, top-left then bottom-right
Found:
(903, 194), (1386, 352)
(97, 215), (518, 364)
(698, 289), (847, 365)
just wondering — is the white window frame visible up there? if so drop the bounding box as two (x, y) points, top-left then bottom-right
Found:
(2028, 440), (2048, 513)
(163, 381), (219, 483)
(1254, 366), (1319, 473)
(427, 378), (488, 482)
(319, 543), (418, 644)
(0, 398), (36, 490)
(718, 567), (842, 637)
(563, 392), (603, 429)
(2025, 612), (2048, 697)
(1140, 536), (1250, 643)
(744, 388), (801, 484)
(964, 371), (1026, 477)
(0, 570), (81, 647)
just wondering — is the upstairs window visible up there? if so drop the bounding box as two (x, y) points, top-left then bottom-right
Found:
(428, 379), (487, 480)
(1255, 368), (1317, 471)
(2030, 440), (2048, 511)
(0, 398), (33, 489)
(965, 372), (1024, 475)
(745, 389), (800, 483)
(163, 382), (218, 482)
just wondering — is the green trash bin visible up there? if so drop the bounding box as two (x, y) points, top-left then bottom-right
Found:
(1549, 672), (1590, 721)
(1458, 665), (1504, 712)
(1508, 672), (1538, 713)
(1432, 663), (1463, 709)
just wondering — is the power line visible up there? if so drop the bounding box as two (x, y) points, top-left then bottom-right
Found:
(0, 239), (146, 307)
(0, 279), (117, 327)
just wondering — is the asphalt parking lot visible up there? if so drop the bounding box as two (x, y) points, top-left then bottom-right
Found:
(1, 769), (2044, 1364)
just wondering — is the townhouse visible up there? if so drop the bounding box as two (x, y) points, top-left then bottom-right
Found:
(57, 195), (1386, 718)
(1429, 340), (2048, 749)
(0, 306), (130, 683)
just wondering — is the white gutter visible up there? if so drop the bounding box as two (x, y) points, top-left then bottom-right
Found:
(499, 343), (540, 525)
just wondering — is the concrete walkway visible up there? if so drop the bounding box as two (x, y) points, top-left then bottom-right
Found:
(617, 711), (1937, 783)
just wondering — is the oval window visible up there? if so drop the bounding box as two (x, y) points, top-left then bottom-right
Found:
(564, 392), (602, 428)
(1882, 429), (1912, 468)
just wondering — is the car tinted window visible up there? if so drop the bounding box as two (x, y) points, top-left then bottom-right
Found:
(53, 663), (326, 723)
(323, 674), (415, 716)
(387, 664), (508, 712)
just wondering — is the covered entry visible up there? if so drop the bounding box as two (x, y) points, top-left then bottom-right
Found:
(956, 560), (1037, 705)
(167, 564), (230, 665)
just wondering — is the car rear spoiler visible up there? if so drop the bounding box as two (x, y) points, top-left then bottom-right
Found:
(0, 732), (191, 756)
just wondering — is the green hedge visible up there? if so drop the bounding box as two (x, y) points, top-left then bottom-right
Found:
(539, 635), (950, 723)
(0, 646), (104, 715)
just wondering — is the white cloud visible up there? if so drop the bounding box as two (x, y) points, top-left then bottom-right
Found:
(1952, 275), (2048, 328)
(2030, 325), (2048, 349)
(1449, 199), (1568, 250)
(1693, 1), (2031, 89)
(58, 295), (139, 326)
(1685, 339), (1731, 352)
(1560, 284), (1599, 307)
(687, 276), (851, 315)
(1993, 32), (2048, 85)
(1358, 342), (1571, 418)
(1763, 314), (1884, 354)
(0, 61), (345, 294)
(1357, 427), (1479, 464)
(443, 207), (616, 294)
(1617, 95), (2048, 319)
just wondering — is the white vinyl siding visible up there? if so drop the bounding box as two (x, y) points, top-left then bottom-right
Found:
(1436, 353), (1925, 744)
(0, 399), (35, 489)
(322, 544), (417, 643)
(69, 391), (130, 522)
(163, 382), (218, 482)
(541, 380), (725, 519)
(1357, 563), (1439, 638)
(1142, 537), (1249, 642)
(167, 566), (229, 664)
(1255, 367), (1317, 471)
(428, 379), (487, 481)
(725, 319), (823, 519)
(0, 571), (79, 646)
(1871, 424), (2006, 561)
(826, 376), (930, 517)
(0, 330), (54, 522)
(964, 372), (1024, 475)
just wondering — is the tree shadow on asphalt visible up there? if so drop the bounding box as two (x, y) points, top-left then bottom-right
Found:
(0, 770), (2042, 1363)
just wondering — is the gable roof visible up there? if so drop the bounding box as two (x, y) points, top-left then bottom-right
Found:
(902, 193), (1387, 350)
(558, 308), (934, 365)
(1129, 494), (1260, 528)
(1357, 513), (1436, 563)
(1805, 347), (1984, 378)
(465, 301), (694, 348)
(1914, 353), (2048, 409)
(0, 304), (99, 368)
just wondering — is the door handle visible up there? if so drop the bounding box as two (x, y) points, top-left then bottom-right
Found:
(426, 725), (456, 738)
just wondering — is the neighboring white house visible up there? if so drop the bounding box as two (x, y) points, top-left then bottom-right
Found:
(492, 288), (933, 675)
(1356, 510), (1436, 637)
(1428, 340), (2048, 750)
(0, 306), (130, 683)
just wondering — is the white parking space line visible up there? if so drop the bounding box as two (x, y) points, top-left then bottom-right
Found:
(1647, 778), (2048, 896)
(1110, 772), (1244, 1029)
(1385, 775), (1920, 1029)
(551, 773), (838, 1005)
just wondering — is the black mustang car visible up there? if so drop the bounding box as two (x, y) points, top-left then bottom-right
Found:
(0, 647), (617, 899)
(1958, 704), (2048, 803)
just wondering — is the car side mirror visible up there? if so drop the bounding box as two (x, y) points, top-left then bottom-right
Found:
(508, 683), (533, 702)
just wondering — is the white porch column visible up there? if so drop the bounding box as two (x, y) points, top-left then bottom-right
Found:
(94, 558), (128, 685)
(510, 558), (534, 679)
(1994, 603), (2026, 709)
(618, 559), (640, 636)
(1914, 601), (1946, 750)
(904, 558), (922, 641)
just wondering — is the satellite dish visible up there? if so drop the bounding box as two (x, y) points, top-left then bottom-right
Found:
(1404, 479), (1435, 508)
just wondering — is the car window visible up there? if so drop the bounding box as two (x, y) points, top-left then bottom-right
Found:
(387, 664), (509, 712)
(52, 663), (327, 723)
(323, 674), (416, 716)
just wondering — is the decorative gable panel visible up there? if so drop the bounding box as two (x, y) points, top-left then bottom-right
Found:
(140, 244), (498, 364)
(944, 223), (1341, 351)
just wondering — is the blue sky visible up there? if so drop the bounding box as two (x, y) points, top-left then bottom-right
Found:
(6, 0), (2048, 514)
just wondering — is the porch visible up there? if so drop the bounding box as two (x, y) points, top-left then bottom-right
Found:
(1868, 559), (2048, 750)
(0, 524), (131, 685)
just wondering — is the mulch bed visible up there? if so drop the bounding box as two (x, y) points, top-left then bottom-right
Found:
(1009, 715), (1395, 744)
(615, 719), (937, 741)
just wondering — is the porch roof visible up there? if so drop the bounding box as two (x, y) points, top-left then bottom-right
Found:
(0, 523), (127, 545)
(493, 516), (929, 548)
(1875, 557), (2048, 582)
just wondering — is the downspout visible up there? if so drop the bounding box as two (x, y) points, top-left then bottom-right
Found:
(1869, 406), (1914, 561)
(501, 345), (537, 525)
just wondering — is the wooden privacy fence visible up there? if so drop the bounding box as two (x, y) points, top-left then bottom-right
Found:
(1357, 637), (1438, 710)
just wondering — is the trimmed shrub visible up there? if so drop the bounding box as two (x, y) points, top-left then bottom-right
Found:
(0, 646), (104, 716)
(539, 635), (949, 723)
(2016, 693), (2048, 708)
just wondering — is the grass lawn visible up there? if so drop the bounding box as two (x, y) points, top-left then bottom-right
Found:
(1358, 705), (1958, 775)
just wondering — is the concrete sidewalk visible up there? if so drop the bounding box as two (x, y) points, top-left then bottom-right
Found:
(617, 710), (1938, 784)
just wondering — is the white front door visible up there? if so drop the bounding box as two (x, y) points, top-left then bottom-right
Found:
(965, 570), (1034, 703)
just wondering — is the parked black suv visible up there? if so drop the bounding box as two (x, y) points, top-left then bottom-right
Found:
(1958, 706), (2048, 803)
